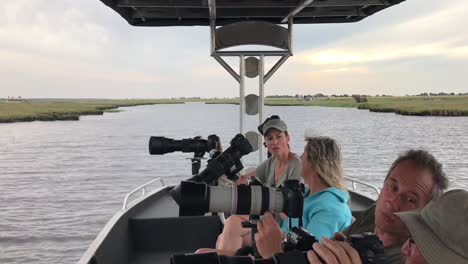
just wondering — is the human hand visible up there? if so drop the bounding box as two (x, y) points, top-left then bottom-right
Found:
(332, 232), (347, 241)
(236, 175), (249, 185)
(254, 212), (283, 258)
(307, 237), (361, 264)
(278, 212), (287, 220)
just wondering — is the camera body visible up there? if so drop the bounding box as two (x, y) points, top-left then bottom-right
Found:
(283, 226), (318, 252)
(280, 180), (304, 219)
(347, 233), (388, 264)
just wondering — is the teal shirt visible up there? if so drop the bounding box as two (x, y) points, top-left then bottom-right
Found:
(280, 187), (352, 239)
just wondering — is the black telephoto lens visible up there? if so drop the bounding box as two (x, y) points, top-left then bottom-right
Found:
(149, 137), (212, 155)
(169, 134), (253, 206)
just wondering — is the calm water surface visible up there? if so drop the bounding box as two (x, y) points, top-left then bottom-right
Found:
(0, 103), (467, 263)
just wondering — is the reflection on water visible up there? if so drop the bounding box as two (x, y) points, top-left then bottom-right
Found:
(0, 103), (467, 263)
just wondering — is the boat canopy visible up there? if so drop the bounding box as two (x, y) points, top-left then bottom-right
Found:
(99, 0), (407, 161)
(100, 0), (406, 27)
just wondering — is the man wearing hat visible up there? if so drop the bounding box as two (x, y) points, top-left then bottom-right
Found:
(397, 189), (468, 264)
(307, 149), (449, 263)
(306, 189), (468, 264)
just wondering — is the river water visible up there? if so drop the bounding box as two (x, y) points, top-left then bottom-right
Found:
(0, 103), (467, 263)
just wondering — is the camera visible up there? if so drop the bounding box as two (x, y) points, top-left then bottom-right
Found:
(170, 233), (387, 264)
(283, 226), (317, 252)
(149, 134), (220, 155)
(347, 233), (388, 264)
(169, 134), (253, 206)
(178, 179), (304, 217)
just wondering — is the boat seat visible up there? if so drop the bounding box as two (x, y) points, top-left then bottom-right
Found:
(129, 215), (222, 264)
(349, 191), (375, 220)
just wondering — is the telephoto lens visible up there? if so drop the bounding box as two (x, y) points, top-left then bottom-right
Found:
(178, 179), (304, 217)
(169, 134), (253, 206)
(149, 135), (219, 155)
(179, 182), (284, 216)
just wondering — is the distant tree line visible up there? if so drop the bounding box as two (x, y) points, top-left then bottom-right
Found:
(266, 95), (295, 98)
(172, 92), (468, 100)
(416, 92), (468, 96)
(268, 92), (468, 98)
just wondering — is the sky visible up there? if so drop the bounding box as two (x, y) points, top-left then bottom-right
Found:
(0, 0), (467, 99)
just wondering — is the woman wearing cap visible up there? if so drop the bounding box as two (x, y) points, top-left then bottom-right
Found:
(213, 115), (303, 254)
(306, 189), (468, 264)
(237, 115), (302, 187)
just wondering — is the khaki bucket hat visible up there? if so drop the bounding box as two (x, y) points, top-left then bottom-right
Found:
(395, 189), (468, 264)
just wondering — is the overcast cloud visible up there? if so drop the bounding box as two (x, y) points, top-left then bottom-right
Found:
(0, 0), (467, 98)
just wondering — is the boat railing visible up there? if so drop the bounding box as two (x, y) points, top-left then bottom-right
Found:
(345, 176), (380, 196)
(122, 178), (166, 210)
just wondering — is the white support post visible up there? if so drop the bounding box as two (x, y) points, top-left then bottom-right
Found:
(239, 55), (246, 134)
(258, 55), (265, 163)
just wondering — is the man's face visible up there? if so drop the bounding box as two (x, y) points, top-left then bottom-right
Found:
(375, 160), (435, 236)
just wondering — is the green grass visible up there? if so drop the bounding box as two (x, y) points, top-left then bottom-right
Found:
(1, 96), (467, 123)
(358, 96), (468, 116)
(205, 96), (468, 116)
(265, 97), (359, 107)
(204, 97), (360, 107)
(0, 99), (183, 123)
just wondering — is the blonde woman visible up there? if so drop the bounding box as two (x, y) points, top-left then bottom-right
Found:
(255, 136), (352, 258)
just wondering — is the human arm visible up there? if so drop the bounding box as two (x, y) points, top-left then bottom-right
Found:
(255, 212), (284, 258)
(236, 169), (256, 185)
(216, 215), (251, 253)
(236, 159), (269, 185)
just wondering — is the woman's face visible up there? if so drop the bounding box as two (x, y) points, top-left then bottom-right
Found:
(402, 238), (427, 264)
(264, 129), (289, 156)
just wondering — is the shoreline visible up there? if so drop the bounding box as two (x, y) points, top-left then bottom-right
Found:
(1, 96), (467, 123)
(0, 100), (184, 123)
(205, 96), (468, 117)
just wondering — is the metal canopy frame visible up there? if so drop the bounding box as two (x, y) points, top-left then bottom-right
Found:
(102, 0), (406, 26)
(208, 0), (298, 161)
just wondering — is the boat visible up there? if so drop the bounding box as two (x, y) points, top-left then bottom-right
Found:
(80, 1), (406, 263)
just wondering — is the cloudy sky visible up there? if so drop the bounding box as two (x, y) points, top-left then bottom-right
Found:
(0, 0), (467, 99)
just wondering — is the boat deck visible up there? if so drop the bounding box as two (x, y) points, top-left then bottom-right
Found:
(83, 186), (375, 264)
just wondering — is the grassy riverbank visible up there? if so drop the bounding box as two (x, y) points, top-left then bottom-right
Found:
(205, 96), (468, 116)
(1, 96), (467, 123)
(206, 97), (360, 107)
(358, 96), (468, 116)
(0, 99), (183, 123)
